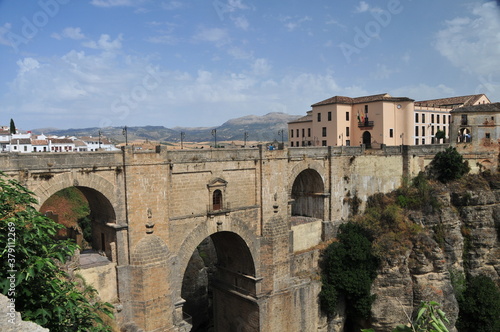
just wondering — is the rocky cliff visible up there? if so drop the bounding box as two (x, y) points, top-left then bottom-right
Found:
(322, 173), (500, 331)
(369, 173), (500, 331)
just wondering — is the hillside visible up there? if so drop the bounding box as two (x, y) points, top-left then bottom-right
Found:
(37, 112), (300, 144)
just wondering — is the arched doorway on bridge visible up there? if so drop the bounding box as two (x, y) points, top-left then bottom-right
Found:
(181, 231), (258, 332)
(39, 186), (117, 262)
(291, 169), (325, 219)
(362, 131), (372, 148)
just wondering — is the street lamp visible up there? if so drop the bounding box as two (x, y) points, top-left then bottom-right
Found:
(211, 129), (217, 148)
(180, 132), (185, 149)
(244, 131), (248, 147)
(278, 129), (284, 147)
(98, 130), (102, 150)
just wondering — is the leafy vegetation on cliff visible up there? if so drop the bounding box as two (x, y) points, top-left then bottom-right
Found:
(428, 147), (470, 183)
(0, 172), (113, 331)
(457, 274), (500, 332)
(320, 222), (379, 322)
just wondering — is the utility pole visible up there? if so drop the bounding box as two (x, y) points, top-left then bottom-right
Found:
(181, 132), (185, 149)
(278, 129), (284, 147)
(123, 126), (128, 146)
(211, 129), (217, 148)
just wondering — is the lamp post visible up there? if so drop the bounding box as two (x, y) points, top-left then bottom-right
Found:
(278, 129), (284, 147)
(244, 131), (248, 147)
(122, 126), (128, 146)
(211, 129), (217, 148)
(98, 130), (102, 150)
(180, 132), (185, 149)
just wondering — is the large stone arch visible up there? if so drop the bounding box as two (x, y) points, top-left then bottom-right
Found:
(175, 223), (260, 300)
(174, 223), (261, 331)
(289, 161), (328, 220)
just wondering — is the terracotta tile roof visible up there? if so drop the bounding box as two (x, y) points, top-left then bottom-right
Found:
(31, 139), (48, 145)
(50, 138), (74, 144)
(415, 94), (488, 107)
(312, 93), (413, 107)
(10, 138), (31, 144)
(450, 102), (500, 113)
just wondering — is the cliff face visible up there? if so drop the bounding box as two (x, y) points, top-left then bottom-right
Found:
(368, 174), (500, 331)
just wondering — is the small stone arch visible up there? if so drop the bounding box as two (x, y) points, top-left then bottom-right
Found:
(32, 172), (117, 215)
(33, 172), (119, 262)
(289, 161), (327, 220)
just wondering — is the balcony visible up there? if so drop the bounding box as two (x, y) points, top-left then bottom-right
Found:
(207, 202), (231, 217)
(358, 120), (374, 128)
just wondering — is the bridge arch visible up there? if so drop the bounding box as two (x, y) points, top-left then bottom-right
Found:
(176, 226), (260, 331)
(33, 172), (120, 262)
(289, 161), (328, 219)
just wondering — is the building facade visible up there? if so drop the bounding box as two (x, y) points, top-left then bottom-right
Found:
(414, 94), (490, 145)
(289, 93), (414, 148)
(289, 93), (491, 147)
(450, 102), (500, 149)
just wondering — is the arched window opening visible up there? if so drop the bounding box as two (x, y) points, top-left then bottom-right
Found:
(213, 189), (222, 211)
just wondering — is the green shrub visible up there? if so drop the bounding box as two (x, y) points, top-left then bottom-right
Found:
(430, 147), (470, 183)
(457, 274), (500, 332)
(320, 222), (379, 320)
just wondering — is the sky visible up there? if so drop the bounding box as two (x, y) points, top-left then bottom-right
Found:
(0, 0), (499, 130)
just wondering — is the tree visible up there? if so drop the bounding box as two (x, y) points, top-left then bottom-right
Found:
(9, 118), (16, 135)
(457, 274), (500, 332)
(0, 172), (113, 331)
(429, 147), (470, 183)
(320, 222), (379, 321)
(435, 130), (446, 140)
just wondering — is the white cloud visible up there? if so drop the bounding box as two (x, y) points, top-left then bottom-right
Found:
(435, 2), (500, 77)
(354, 1), (382, 14)
(90, 0), (142, 7)
(3, 45), (368, 129)
(83, 34), (123, 51)
(252, 58), (271, 76)
(52, 27), (86, 40)
(391, 83), (455, 101)
(16, 58), (40, 75)
(0, 23), (13, 47)
(281, 16), (312, 32)
(161, 1), (183, 10)
(232, 16), (250, 30)
(193, 27), (230, 46)
(370, 64), (396, 80)
(355, 1), (370, 13)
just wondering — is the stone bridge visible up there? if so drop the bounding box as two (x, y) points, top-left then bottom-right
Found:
(0, 145), (445, 331)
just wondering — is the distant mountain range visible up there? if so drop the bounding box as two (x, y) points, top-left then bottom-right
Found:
(35, 112), (301, 143)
